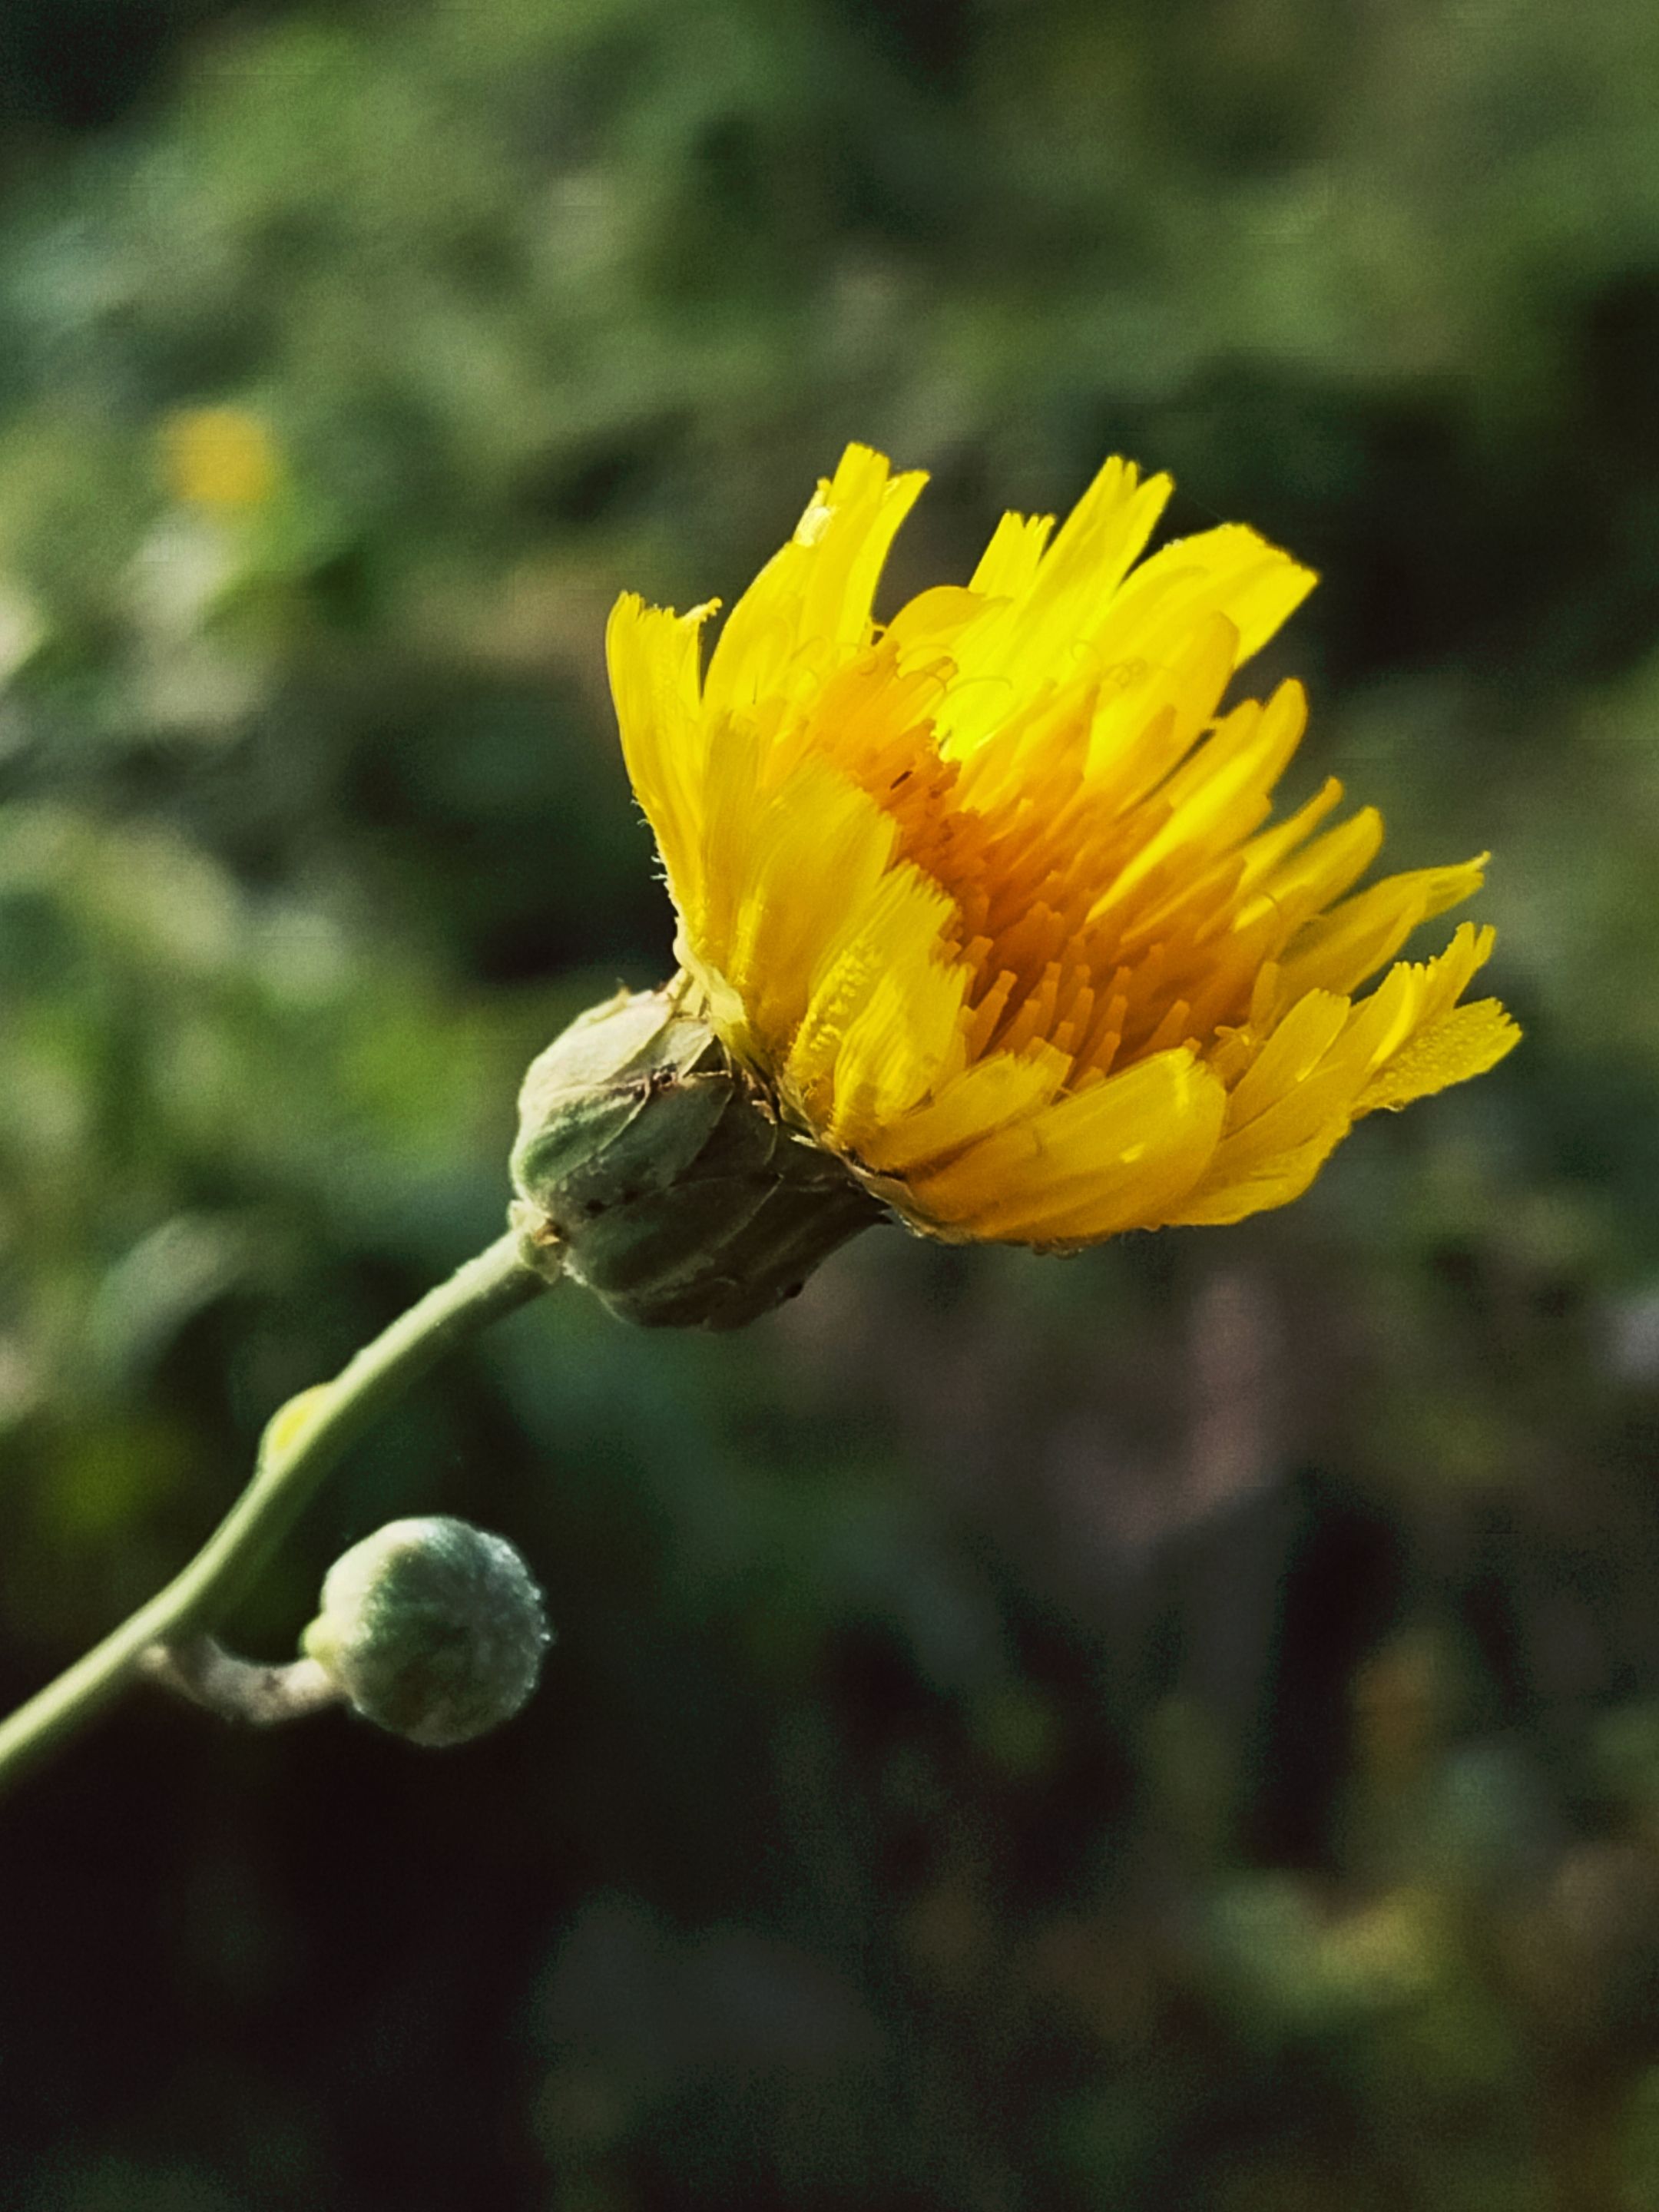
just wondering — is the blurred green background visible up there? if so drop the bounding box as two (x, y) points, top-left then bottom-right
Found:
(2, 0), (1659, 2204)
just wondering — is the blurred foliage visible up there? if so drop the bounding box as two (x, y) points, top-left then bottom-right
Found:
(3, 0), (1659, 2205)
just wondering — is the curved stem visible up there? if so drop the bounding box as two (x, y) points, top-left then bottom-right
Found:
(0, 1229), (549, 1797)
(140, 1636), (343, 1727)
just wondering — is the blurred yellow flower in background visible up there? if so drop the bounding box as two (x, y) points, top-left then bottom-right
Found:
(161, 406), (281, 512)
(608, 446), (1518, 1247)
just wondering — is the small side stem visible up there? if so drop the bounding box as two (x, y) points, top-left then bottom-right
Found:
(0, 1229), (549, 1797)
(140, 1637), (343, 1727)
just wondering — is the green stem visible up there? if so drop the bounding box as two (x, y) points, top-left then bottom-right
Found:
(0, 1229), (549, 1797)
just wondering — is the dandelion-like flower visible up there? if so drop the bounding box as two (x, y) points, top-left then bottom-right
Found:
(601, 448), (1518, 1250)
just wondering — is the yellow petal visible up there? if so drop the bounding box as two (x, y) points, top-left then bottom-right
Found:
(703, 445), (928, 720)
(1237, 777), (1347, 887)
(781, 849), (962, 1131)
(1175, 925), (1513, 1226)
(968, 509), (1056, 598)
(901, 1048), (1226, 1241)
(1240, 803), (1382, 922)
(1349, 925), (1516, 1114)
(811, 929), (970, 1148)
(856, 1044), (1068, 1177)
(715, 750), (908, 1055)
(1356, 998), (1521, 1114)
(934, 458), (1174, 756)
(606, 593), (717, 922)
(1081, 611), (1241, 803)
(1089, 520), (1317, 670)
(1093, 681), (1308, 918)
(1162, 1127), (1349, 1228)
(1273, 856), (1488, 1006)
(1224, 988), (1354, 1130)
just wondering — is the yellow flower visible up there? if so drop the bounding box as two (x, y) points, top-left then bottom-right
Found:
(607, 446), (1518, 1247)
(161, 407), (281, 512)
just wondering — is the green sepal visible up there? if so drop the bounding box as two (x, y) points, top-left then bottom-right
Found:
(510, 984), (883, 1329)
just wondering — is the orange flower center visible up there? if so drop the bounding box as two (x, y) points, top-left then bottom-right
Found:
(781, 634), (1280, 1089)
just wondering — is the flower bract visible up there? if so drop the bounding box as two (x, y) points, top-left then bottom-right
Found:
(607, 447), (1518, 1247)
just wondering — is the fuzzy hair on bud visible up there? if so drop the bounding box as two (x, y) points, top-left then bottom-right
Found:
(303, 1516), (551, 1747)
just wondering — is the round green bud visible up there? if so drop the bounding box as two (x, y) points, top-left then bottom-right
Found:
(302, 1517), (550, 1747)
(510, 983), (883, 1330)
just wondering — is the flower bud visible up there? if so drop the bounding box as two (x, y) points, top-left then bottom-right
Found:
(510, 984), (882, 1330)
(302, 1517), (550, 1747)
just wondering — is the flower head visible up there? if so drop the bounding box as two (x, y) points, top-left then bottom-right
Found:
(607, 447), (1518, 1247)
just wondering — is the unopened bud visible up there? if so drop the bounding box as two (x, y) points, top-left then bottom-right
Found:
(510, 984), (882, 1330)
(302, 1517), (550, 1747)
